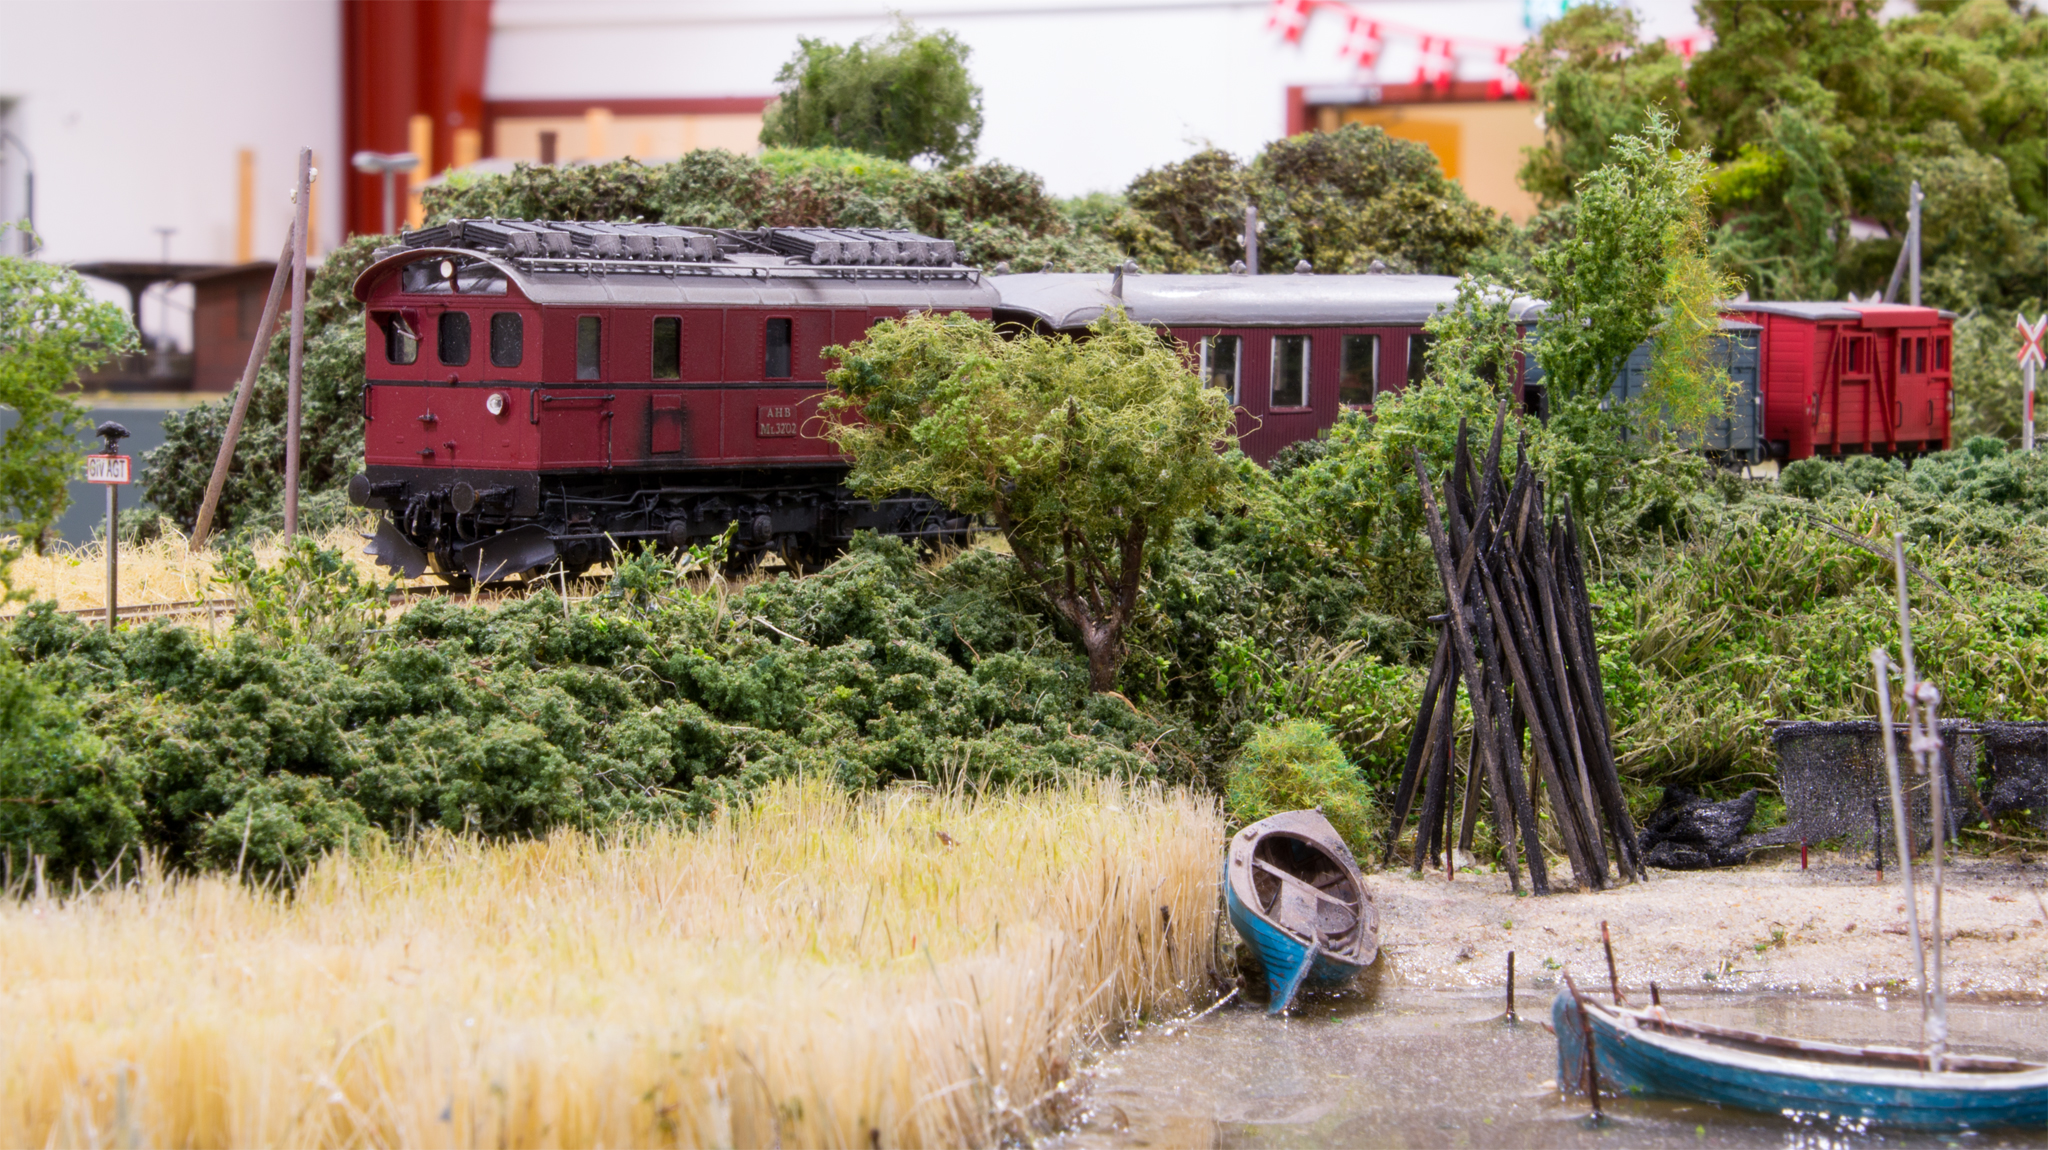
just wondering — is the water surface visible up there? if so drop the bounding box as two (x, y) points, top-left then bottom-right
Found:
(1062, 988), (2048, 1149)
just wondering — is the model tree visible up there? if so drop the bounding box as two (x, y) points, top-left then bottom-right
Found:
(0, 253), (135, 552)
(823, 311), (1240, 692)
(760, 20), (985, 168)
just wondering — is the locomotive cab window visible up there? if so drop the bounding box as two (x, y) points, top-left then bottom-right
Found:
(764, 318), (792, 379)
(489, 313), (523, 368)
(438, 312), (471, 367)
(652, 316), (681, 380)
(1200, 334), (1240, 404)
(381, 313), (418, 365)
(1407, 333), (1434, 387)
(1339, 335), (1378, 409)
(576, 316), (602, 381)
(1271, 335), (1309, 408)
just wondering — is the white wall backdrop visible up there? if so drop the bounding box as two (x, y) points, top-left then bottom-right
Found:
(486, 0), (1710, 198)
(0, 0), (341, 348)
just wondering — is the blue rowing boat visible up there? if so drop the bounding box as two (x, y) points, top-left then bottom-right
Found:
(1554, 991), (2048, 1132)
(1224, 809), (1379, 1015)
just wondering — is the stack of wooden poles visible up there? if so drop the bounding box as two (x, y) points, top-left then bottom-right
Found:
(1380, 405), (1641, 895)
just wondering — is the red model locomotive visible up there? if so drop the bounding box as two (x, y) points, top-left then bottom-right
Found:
(349, 219), (1957, 584)
(348, 220), (993, 581)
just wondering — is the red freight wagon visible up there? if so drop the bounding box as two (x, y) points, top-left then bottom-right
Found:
(990, 271), (1544, 463)
(1724, 301), (1956, 462)
(349, 220), (998, 581)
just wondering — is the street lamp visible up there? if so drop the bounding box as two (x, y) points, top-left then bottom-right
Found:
(351, 150), (420, 236)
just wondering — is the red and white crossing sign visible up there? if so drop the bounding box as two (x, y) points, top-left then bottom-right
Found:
(2018, 314), (2047, 369)
(85, 454), (131, 485)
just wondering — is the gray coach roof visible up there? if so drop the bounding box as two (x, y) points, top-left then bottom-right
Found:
(991, 272), (1544, 329)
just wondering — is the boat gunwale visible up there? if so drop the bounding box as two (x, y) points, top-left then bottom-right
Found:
(1577, 996), (2048, 1092)
(1225, 814), (1378, 967)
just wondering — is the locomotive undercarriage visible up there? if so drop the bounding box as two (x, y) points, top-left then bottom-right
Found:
(350, 466), (976, 583)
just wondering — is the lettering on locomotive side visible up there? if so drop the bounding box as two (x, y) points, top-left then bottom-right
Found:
(756, 404), (800, 437)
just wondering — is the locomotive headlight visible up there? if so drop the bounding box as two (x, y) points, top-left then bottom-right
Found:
(485, 391), (507, 416)
(439, 259), (456, 280)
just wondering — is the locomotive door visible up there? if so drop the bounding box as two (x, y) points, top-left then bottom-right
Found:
(536, 391), (615, 469)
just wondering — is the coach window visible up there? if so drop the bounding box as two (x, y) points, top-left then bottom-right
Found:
(1916, 337), (1927, 374)
(1199, 334), (1240, 404)
(1407, 333), (1434, 387)
(383, 313), (418, 365)
(1900, 337), (1913, 374)
(1271, 335), (1309, 408)
(489, 313), (523, 368)
(1936, 337), (1950, 370)
(765, 317), (793, 378)
(652, 316), (682, 380)
(438, 312), (471, 367)
(1339, 334), (1378, 409)
(576, 316), (602, 381)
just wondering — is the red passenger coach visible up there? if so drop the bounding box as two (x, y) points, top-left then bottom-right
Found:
(349, 220), (996, 581)
(1724, 301), (1957, 462)
(990, 272), (1543, 463)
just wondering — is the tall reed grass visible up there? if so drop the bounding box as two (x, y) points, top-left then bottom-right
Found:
(0, 779), (1221, 1148)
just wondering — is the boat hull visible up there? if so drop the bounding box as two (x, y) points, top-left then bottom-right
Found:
(1223, 809), (1376, 1014)
(1224, 870), (1368, 1008)
(1554, 993), (2048, 1132)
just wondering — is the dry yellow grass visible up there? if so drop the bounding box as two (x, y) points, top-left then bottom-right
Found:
(0, 779), (1222, 1148)
(3, 521), (401, 613)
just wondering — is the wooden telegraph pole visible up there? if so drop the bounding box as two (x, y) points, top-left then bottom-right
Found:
(284, 147), (313, 537)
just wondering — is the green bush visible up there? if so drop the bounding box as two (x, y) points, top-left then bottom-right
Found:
(1224, 719), (1378, 859)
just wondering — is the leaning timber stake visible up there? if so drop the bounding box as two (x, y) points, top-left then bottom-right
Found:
(1394, 403), (1632, 894)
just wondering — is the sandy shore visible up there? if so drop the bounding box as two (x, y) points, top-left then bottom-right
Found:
(1361, 848), (2048, 998)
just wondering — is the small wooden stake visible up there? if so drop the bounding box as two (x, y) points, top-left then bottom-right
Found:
(1505, 951), (1516, 1021)
(1601, 920), (1622, 1004)
(1650, 980), (1661, 1006)
(1563, 969), (1603, 1119)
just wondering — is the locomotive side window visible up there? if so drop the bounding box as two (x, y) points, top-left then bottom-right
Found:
(1339, 335), (1378, 409)
(438, 312), (471, 367)
(1271, 335), (1309, 408)
(577, 316), (602, 381)
(1407, 333), (1434, 387)
(651, 316), (682, 380)
(383, 313), (418, 365)
(765, 317), (793, 379)
(490, 313), (523, 368)
(1199, 334), (1240, 404)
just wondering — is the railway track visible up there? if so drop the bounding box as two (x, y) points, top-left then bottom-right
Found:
(1, 582), (467, 625)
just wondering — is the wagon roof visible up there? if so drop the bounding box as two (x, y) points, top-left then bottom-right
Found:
(1725, 300), (1957, 323)
(989, 272), (1544, 329)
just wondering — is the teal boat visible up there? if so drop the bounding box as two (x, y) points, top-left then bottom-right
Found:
(1554, 992), (2048, 1132)
(1224, 809), (1378, 1015)
(1550, 536), (2048, 1132)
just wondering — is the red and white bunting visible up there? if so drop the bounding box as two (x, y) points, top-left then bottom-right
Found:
(1264, 1), (1704, 88)
(1267, 0), (1312, 44)
(1341, 14), (1383, 69)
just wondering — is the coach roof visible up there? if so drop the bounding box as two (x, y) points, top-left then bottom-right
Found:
(990, 272), (1544, 329)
